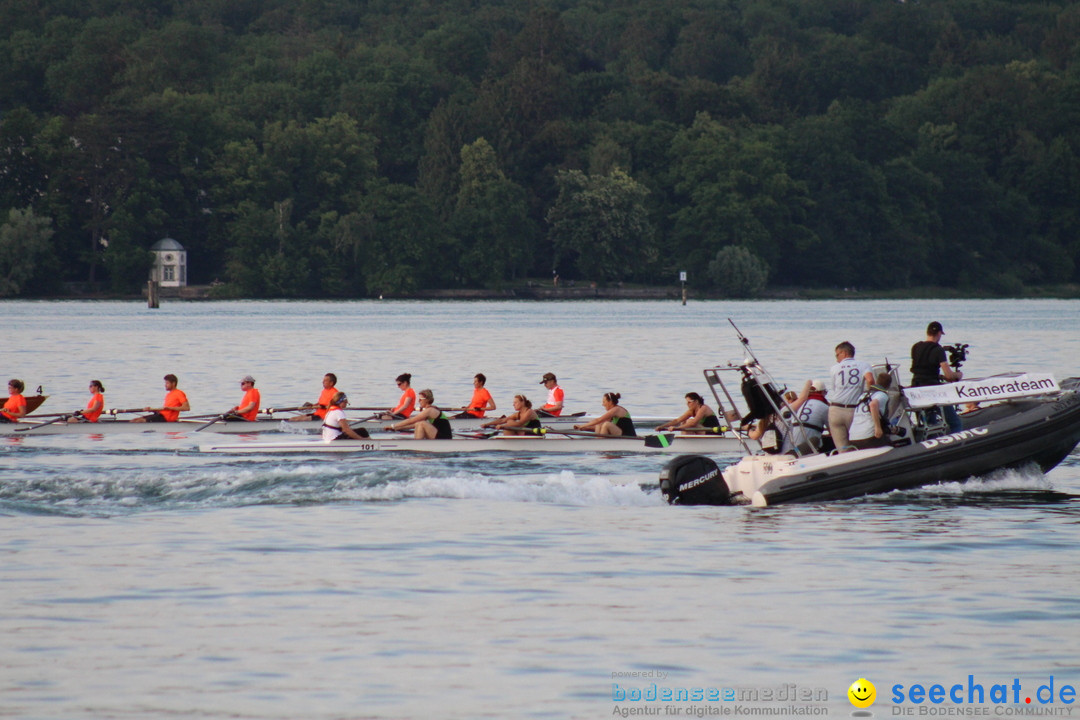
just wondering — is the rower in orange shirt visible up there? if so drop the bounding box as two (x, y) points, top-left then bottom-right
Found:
(132, 374), (191, 423)
(381, 373), (416, 420)
(0, 379), (28, 423)
(68, 380), (105, 422)
(290, 373), (338, 421)
(454, 373), (496, 419)
(224, 375), (261, 421)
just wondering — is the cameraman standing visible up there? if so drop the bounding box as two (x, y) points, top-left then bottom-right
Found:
(910, 321), (963, 432)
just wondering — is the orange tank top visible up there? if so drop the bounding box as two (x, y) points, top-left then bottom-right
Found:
(2, 394), (27, 421)
(83, 392), (104, 422)
(161, 389), (187, 422)
(315, 387), (337, 419)
(238, 388), (260, 421)
(466, 387), (492, 418)
(394, 388), (416, 417)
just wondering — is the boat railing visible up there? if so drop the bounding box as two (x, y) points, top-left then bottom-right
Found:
(703, 362), (819, 458)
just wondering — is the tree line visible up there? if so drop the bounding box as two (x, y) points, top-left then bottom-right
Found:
(2, 0), (1079, 297)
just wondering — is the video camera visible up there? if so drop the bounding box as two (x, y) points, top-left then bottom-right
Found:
(944, 343), (970, 370)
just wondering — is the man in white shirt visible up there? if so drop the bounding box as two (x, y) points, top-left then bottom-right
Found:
(827, 341), (873, 452)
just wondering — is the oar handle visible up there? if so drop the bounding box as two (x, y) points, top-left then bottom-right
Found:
(108, 408), (146, 415)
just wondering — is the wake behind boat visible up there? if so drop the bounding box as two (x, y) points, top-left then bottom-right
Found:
(659, 323), (1080, 507)
(199, 431), (747, 455)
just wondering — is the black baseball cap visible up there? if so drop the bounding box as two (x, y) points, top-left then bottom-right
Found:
(540, 372), (556, 384)
(927, 321), (944, 335)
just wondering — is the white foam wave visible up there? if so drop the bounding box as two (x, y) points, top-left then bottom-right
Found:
(335, 470), (664, 506)
(901, 466), (1055, 497)
(1, 463), (663, 513)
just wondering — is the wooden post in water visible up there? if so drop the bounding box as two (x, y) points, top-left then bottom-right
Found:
(147, 280), (159, 308)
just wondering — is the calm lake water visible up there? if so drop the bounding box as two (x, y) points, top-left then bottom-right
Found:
(2, 299), (1079, 719)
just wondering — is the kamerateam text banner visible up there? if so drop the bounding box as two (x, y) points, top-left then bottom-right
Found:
(902, 374), (1059, 409)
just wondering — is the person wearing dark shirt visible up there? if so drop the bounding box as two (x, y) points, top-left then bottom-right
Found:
(910, 321), (963, 433)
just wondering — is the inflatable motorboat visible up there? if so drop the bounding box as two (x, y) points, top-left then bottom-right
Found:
(660, 324), (1080, 507)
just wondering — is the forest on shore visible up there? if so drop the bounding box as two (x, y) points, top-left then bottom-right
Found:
(2, 0), (1080, 298)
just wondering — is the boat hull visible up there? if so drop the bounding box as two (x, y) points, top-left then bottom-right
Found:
(753, 384), (1080, 506)
(200, 434), (745, 454)
(661, 378), (1080, 506)
(1, 413), (668, 436)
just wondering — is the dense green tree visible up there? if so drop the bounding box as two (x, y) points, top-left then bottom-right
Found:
(667, 113), (814, 284)
(343, 182), (447, 296)
(450, 138), (535, 287)
(0, 0), (1078, 296)
(708, 245), (769, 298)
(0, 207), (55, 296)
(547, 168), (655, 282)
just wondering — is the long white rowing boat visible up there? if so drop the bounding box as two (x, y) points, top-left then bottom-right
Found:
(1, 412), (670, 436)
(199, 433), (750, 455)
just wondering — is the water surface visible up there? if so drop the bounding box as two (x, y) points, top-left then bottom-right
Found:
(2, 299), (1078, 719)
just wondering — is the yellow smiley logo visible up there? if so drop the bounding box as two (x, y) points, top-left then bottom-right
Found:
(848, 678), (876, 708)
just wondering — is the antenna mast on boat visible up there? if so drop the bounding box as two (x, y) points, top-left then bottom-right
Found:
(728, 318), (759, 367)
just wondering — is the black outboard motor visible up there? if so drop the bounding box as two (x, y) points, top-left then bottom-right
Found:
(659, 455), (730, 505)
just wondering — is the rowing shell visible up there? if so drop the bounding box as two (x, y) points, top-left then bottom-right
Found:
(199, 433), (749, 454)
(0, 413), (671, 436)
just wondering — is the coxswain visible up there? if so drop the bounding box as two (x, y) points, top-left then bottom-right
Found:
(68, 380), (105, 423)
(482, 395), (541, 436)
(223, 375), (261, 421)
(574, 392), (636, 437)
(656, 392), (723, 432)
(0, 379), (28, 423)
(381, 373), (416, 420)
(538, 372), (564, 417)
(289, 373), (338, 422)
(386, 388), (451, 439)
(131, 374), (190, 423)
(454, 373), (496, 419)
(321, 393), (371, 441)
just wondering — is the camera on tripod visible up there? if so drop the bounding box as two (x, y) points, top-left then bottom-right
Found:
(944, 343), (970, 370)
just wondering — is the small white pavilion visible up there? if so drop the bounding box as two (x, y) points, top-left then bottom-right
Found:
(149, 237), (187, 287)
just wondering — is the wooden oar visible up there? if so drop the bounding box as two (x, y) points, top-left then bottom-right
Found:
(14, 414), (72, 432)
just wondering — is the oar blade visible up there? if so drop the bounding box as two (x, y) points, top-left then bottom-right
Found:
(644, 433), (675, 448)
